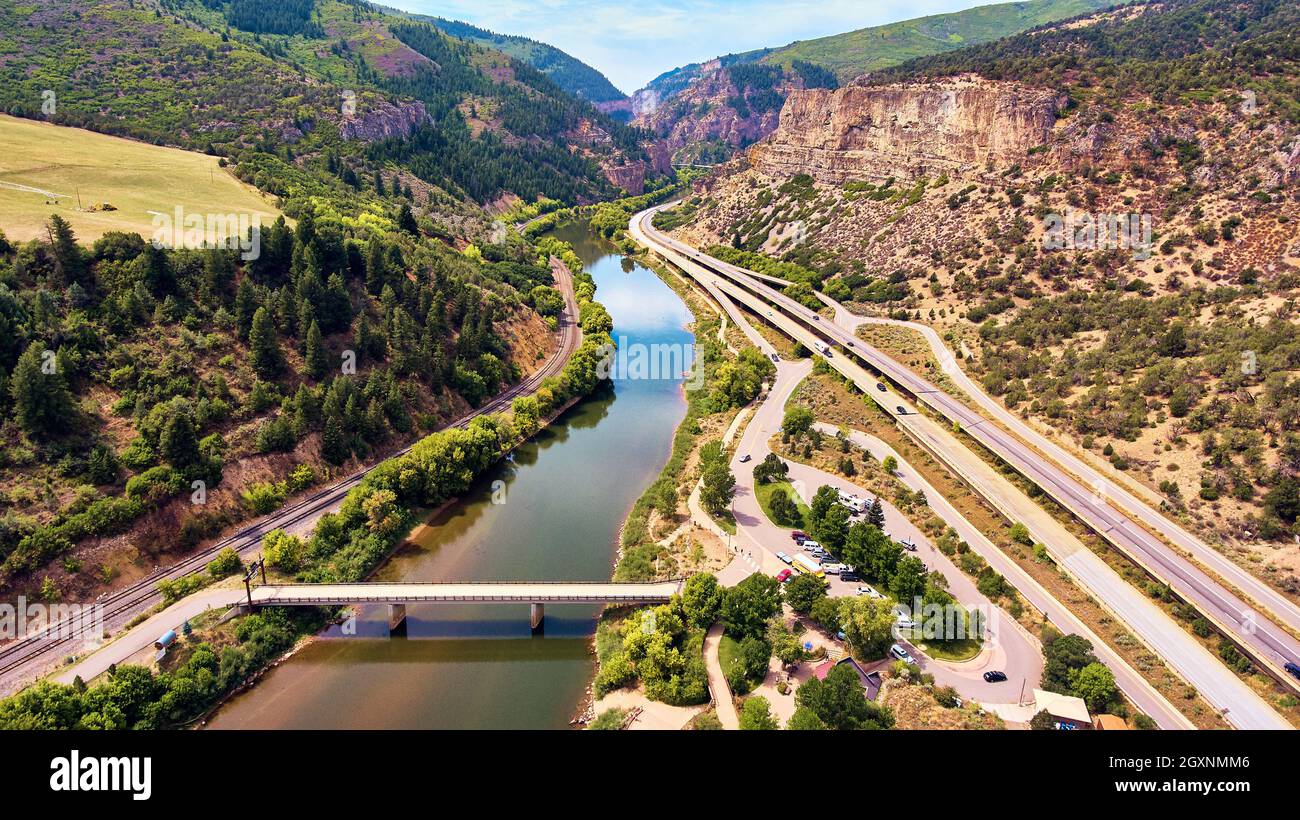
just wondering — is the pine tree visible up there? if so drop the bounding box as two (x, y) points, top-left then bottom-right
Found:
(46, 215), (87, 288)
(234, 277), (258, 340)
(398, 202), (419, 235)
(248, 306), (284, 379)
(304, 320), (327, 381)
(160, 411), (200, 470)
(10, 341), (75, 438)
(321, 413), (349, 465)
(867, 497), (885, 529)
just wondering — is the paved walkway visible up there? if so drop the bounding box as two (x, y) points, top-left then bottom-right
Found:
(703, 623), (740, 729)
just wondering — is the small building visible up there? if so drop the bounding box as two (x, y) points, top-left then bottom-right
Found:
(812, 657), (883, 702)
(1032, 689), (1092, 730)
(1093, 714), (1129, 731)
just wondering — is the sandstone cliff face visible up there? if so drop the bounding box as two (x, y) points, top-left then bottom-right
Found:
(339, 99), (431, 142)
(749, 76), (1064, 184)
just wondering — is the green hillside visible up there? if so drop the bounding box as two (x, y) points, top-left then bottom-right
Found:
(410, 14), (628, 103)
(762, 0), (1121, 79)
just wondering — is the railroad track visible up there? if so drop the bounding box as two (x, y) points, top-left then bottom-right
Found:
(0, 260), (581, 684)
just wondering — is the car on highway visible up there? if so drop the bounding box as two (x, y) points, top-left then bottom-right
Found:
(846, 340), (855, 348)
(811, 314), (820, 321)
(876, 383), (887, 392)
(890, 644), (916, 664)
(1286, 661), (1300, 680)
(895, 405), (907, 415)
(791, 531), (808, 542)
(770, 353), (779, 363)
(776, 552), (793, 565)
(776, 569), (793, 583)
(983, 671), (1008, 683)
(856, 584), (883, 599)
(739, 454), (751, 463)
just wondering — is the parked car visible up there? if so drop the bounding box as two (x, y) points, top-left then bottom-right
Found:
(857, 584), (883, 599)
(800, 540), (821, 550)
(1286, 661), (1300, 680)
(899, 538), (917, 552)
(790, 531), (808, 542)
(889, 644), (916, 664)
(823, 563), (846, 575)
(876, 382), (887, 392)
(739, 454), (752, 463)
(840, 571), (861, 582)
(894, 616), (917, 630)
(983, 671), (1008, 683)
(776, 552), (793, 565)
(776, 569), (793, 583)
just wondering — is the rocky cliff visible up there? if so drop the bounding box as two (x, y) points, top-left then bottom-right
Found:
(748, 76), (1064, 184)
(339, 99), (432, 142)
(634, 62), (800, 164)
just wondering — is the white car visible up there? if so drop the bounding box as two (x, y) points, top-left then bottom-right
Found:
(856, 584), (884, 599)
(890, 644), (916, 664)
(899, 538), (917, 552)
(800, 540), (821, 551)
(894, 616), (917, 630)
(822, 563), (846, 575)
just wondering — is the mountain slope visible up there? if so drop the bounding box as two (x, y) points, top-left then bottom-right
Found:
(762, 0), (1121, 80)
(404, 13), (627, 103)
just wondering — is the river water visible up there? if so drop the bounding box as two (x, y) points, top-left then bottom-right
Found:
(207, 219), (693, 729)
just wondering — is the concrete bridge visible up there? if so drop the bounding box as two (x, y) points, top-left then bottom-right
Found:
(248, 580), (684, 632)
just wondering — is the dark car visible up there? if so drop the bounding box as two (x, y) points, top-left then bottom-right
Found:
(983, 671), (1008, 683)
(811, 314), (820, 321)
(739, 454), (752, 463)
(791, 530), (808, 542)
(847, 340), (855, 347)
(840, 571), (861, 582)
(1286, 661), (1300, 680)
(876, 383), (887, 392)
(895, 406), (907, 415)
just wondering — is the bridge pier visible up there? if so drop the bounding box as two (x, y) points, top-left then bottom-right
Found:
(388, 604), (407, 635)
(530, 603), (544, 633)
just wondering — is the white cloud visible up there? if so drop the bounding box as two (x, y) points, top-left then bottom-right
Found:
(390, 0), (991, 93)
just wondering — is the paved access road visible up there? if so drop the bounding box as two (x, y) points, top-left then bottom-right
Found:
(725, 358), (1044, 708)
(0, 257), (582, 696)
(632, 205), (1293, 729)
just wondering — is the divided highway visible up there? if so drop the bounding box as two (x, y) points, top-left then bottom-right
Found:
(0, 258), (582, 695)
(632, 204), (1297, 729)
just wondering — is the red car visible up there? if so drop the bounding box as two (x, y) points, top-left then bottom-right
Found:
(791, 531), (808, 542)
(776, 569), (793, 583)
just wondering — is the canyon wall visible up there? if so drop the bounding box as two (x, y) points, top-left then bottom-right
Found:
(748, 76), (1064, 184)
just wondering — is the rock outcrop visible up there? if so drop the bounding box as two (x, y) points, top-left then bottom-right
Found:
(339, 99), (431, 142)
(748, 75), (1064, 184)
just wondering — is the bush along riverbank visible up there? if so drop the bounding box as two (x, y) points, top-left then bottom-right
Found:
(0, 272), (613, 730)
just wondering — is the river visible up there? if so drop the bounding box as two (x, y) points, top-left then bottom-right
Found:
(207, 219), (693, 729)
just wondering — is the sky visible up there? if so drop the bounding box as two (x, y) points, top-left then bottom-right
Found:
(390, 0), (999, 94)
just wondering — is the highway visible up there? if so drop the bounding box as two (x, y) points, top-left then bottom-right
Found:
(632, 204), (1296, 729)
(810, 284), (1300, 643)
(0, 256), (582, 695)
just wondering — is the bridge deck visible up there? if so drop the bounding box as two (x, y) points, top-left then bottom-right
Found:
(249, 581), (683, 606)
